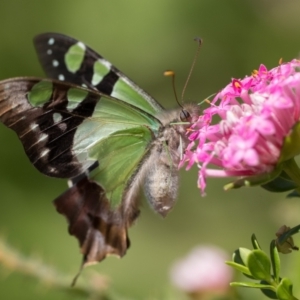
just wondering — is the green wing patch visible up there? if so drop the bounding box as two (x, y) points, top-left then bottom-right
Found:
(90, 127), (152, 207)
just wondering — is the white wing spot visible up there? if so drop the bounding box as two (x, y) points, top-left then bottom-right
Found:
(58, 74), (65, 81)
(48, 38), (55, 45)
(81, 83), (87, 88)
(47, 49), (52, 55)
(40, 148), (49, 158)
(77, 41), (86, 50)
(52, 60), (59, 67)
(53, 113), (62, 123)
(37, 133), (48, 143)
(58, 122), (67, 132)
(30, 123), (39, 131)
(49, 167), (57, 174)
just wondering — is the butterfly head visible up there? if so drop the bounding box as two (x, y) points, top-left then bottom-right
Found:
(179, 103), (200, 124)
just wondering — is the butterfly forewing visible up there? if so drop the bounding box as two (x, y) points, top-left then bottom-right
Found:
(0, 77), (98, 178)
(0, 77), (160, 188)
(34, 32), (163, 116)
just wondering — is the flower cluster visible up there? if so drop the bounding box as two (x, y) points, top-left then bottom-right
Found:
(182, 59), (300, 194)
(170, 245), (232, 295)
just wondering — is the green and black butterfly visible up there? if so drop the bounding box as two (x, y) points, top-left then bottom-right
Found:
(0, 33), (199, 268)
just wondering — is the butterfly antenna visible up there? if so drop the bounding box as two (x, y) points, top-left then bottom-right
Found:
(181, 37), (203, 102)
(164, 70), (183, 108)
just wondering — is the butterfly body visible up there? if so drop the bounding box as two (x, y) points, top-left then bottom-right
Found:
(0, 33), (199, 267)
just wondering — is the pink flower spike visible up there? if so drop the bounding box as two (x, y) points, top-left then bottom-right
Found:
(257, 64), (268, 76)
(181, 59), (300, 193)
(232, 79), (242, 94)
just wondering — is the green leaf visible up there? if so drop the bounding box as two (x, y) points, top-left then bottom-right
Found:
(238, 247), (252, 265)
(247, 250), (272, 281)
(260, 280), (279, 299)
(281, 159), (300, 196)
(229, 249), (255, 279)
(270, 240), (280, 283)
(230, 281), (274, 289)
(279, 122), (300, 163)
(251, 233), (262, 250)
(287, 190), (300, 198)
(262, 171), (298, 193)
(224, 165), (283, 190)
(277, 278), (296, 300)
(231, 281), (279, 299)
(226, 261), (252, 277)
(232, 249), (246, 266)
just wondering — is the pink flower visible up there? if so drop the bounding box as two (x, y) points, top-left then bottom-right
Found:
(182, 59), (300, 194)
(170, 246), (233, 294)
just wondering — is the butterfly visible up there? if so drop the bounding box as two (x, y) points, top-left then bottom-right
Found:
(0, 33), (199, 269)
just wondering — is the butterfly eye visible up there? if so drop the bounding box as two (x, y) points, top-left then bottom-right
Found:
(180, 109), (191, 122)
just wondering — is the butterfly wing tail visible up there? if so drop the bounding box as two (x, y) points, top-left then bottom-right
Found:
(53, 176), (130, 265)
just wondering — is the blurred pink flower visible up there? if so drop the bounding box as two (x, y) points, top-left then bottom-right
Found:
(181, 59), (300, 194)
(170, 245), (233, 294)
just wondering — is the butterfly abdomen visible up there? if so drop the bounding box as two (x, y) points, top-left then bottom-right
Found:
(143, 124), (184, 217)
(144, 160), (179, 217)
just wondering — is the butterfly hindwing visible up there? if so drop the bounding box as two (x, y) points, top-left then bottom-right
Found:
(34, 32), (163, 115)
(53, 175), (136, 265)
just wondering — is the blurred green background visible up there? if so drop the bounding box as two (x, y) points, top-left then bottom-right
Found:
(1, 1), (300, 299)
